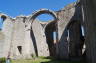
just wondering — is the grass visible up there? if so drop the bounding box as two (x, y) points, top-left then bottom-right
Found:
(11, 57), (85, 63)
(11, 58), (50, 63)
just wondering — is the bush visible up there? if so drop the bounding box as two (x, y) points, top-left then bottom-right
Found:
(0, 57), (6, 63)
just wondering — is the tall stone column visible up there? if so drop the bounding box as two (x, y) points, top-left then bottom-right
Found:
(81, 0), (96, 63)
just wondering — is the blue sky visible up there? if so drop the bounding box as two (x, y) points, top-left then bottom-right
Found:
(0, 0), (77, 28)
(0, 0), (77, 17)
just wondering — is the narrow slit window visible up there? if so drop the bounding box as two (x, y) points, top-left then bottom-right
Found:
(81, 26), (85, 36)
(53, 31), (56, 43)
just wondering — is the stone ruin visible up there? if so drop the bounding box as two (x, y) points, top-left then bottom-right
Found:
(0, 2), (85, 60)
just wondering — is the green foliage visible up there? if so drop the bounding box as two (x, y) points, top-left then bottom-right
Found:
(0, 57), (6, 63)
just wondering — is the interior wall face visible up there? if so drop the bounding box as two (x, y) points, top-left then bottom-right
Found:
(45, 22), (56, 56)
(57, 5), (76, 59)
(32, 20), (49, 56)
(68, 21), (83, 58)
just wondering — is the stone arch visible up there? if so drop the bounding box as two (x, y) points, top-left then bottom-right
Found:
(29, 9), (58, 57)
(29, 9), (57, 23)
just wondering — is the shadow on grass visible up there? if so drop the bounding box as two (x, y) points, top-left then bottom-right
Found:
(40, 56), (86, 63)
(41, 61), (85, 63)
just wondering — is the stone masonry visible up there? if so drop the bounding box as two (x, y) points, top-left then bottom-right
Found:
(0, 1), (85, 60)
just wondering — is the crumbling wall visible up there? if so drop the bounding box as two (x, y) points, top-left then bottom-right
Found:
(57, 2), (83, 59)
(10, 16), (29, 59)
(0, 31), (5, 57)
(57, 3), (76, 59)
(0, 13), (50, 59)
(0, 14), (14, 58)
(0, 2), (84, 60)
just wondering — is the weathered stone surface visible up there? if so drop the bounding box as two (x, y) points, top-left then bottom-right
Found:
(0, 14), (50, 59)
(0, 31), (5, 57)
(0, 0), (95, 62)
(0, 1), (84, 60)
(56, 2), (83, 59)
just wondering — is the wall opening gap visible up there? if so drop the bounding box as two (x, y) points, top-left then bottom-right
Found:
(0, 16), (6, 29)
(0, 17), (4, 29)
(17, 46), (22, 54)
(81, 25), (85, 36)
(53, 31), (57, 43)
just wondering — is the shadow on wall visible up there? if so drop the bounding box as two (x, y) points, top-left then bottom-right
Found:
(45, 21), (57, 57)
(56, 2), (85, 61)
(30, 27), (38, 57)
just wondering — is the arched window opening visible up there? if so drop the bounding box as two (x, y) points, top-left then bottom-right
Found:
(45, 21), (57, 56)
(80, 25), (86, 55)
(81, 25), (85, 36)
(53, 31), (57, 43)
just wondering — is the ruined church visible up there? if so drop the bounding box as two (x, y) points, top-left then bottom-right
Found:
(0, 2), (84, 59)
(0, 0), (96, 63)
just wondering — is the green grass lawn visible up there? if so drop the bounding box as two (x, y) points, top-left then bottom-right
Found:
(11, 57), (85, 63)
(11, 58), (50, 63)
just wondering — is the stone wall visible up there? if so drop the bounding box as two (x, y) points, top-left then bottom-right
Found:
(81, 0), (96, 63)
(0, 14), (50, 59)
(56, 2), (83, 59)
(0, 1), (84, 60)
